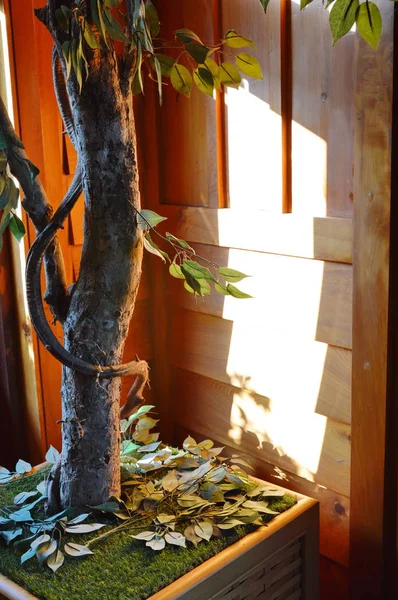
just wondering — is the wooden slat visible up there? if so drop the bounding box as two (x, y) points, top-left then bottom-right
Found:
(165, 207), (353, 264)
(172, 366), (350, 497)
(171, 243), (352, 350)
(320, 557), (349, 600)
(156, 0), (218, 207)
(221, 0), (282, 211)
(291, 1), (355, 217)
(350, 3), (396, 597)
(174, 419), (350, 567)
(171, 308), (351, 426)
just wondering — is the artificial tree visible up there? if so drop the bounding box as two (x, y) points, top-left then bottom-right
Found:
(0, 0), (382, 511)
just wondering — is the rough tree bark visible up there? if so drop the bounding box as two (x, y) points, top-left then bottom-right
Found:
(33, 4), (145, 507)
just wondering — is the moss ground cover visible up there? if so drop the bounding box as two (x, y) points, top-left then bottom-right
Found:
(0, 470), (295, 600)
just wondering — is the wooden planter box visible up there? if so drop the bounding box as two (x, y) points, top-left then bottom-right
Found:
(0, 489), (319, 600)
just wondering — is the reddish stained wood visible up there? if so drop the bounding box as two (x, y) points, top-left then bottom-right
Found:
(350, 4), (396, 598)
(280, 0), (292, 213)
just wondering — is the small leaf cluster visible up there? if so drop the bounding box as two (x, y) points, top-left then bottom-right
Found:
(0, 448), (105, 572)
(0, 131), (32, 251)
(300, 0), (382, 49)
(137, 209), (252, 299)
(0, 412), (294, 570)
(55, 1), (262, 98)
(112, 412), (290, 553)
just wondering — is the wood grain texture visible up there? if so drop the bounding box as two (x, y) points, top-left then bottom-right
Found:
(319, 557), (349, 600)
(221, 0), (282, 211)
(172, 364), (350, 497)
(171, 307), (351, 426)
(156, 0), (218, 207)
(171, 243), (352, 350)
(291, 1), (355, 217)
(350, 3), (395, 597)
(174, 420), (349, 567)
(162, 207), (353, 264)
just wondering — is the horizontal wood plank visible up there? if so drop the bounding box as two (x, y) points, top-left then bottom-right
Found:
(163, 207), (353, 264)
(171, 243), (352, 350)
(171, 308), (351, 426)
(174, 419), (350, 567)
(172, 367), (350, 497)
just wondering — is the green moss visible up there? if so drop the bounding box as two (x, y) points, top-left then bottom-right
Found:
(0, 471), (296, 600)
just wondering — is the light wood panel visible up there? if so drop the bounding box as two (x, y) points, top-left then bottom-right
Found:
(156, 0), (218, 207)
(350, 2), (396, 597)
(171, 243), (352, 350)
(171, 308), (351, 426)
(291, 1), (355, 217)
(221, 0), (282, 210)
(173, 389), (350, 567)
(172, 366), (350, 497)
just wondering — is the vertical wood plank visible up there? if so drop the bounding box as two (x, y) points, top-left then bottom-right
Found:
(291, 2), (355, 217)
(350, 3), (395, 597)
(280, 0), (292, 213)
(157, 0), (218, 207)
(222, 0), (282, 211)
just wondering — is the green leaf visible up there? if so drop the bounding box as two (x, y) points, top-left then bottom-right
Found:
(103, 8), (130, 42)
(356, 2), (382, 50)
(165, 232), (194, 251)
(15, 459), (32, 474)
(137, 209), (167, 230)
(20, 546), (36, 565)
(236, 53), (263, 79)
(145, 0), (160, 37)
(55, 6), (70, 32)
(226, 284), (253, 299)
(224, 30), (255, 49)
(186, 43), (210, 64)
(153, 56), (163, 104)
(218, 267), (250, 283)
(243, 500), (279, 514)
(105, 0), (123, 6)
(193, 67), (214, 97)
(152, 54), (175, 78)
(9, 508), (33, 522)
(64, 543), (94, 557)
(181, 267), (203, 296)
(128, 404), (155, 423)
(175, 28), (202, 44)
(257, 0), (271, 13)
(219, 62), (241, 88)
(1, 528), (22, 544)
(14, 490), (38, 505)
(62, 41), (72, 79)
(329, 0), (359, 45)
(143, 233), (170, 263)
(45, 445), (60, 464)
(169, 264), (185, 279)
(165, 532), (186, 547)
(214, 282), (229, 296)
(204, 58), (221, 89)
(92, 501), (120, 512)
(183, 260), (215, 280)
(170, 64), (193, 97)
(47, 549), (64, 572)
(132, 42), (144, 95)
(84, 23), (101, 49)
(9, 215), (26, 242)
(65, 523), (106, 534)
(0, 130), (7, 150)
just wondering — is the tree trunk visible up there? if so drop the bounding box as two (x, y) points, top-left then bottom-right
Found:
(59, 54), (142, 507)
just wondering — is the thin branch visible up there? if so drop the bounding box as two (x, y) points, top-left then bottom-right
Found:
(0, 96), (70, 322)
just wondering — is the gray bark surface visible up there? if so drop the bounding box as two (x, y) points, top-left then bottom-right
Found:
(59, 54), (143, 507)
